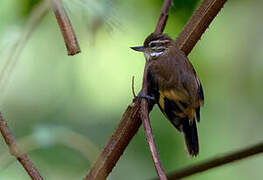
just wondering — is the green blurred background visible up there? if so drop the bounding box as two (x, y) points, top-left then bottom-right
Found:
(1, 0), (263, 179)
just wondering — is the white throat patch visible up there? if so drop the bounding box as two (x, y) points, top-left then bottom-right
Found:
(144, 51), (164, 61)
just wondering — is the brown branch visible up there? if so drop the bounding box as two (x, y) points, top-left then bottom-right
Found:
(164, 142), (263, 179)
(83, 99), (142, 180)
(155, 0), (172, 34)
(0, 113), (43, 180)
(84, 0), (227, 179)
(49, 0), (81, 55)
(175, 0), (228, 56)
(140, 63), (167, 180)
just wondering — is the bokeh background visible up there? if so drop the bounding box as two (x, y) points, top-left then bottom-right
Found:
(0, 0), (263, 179)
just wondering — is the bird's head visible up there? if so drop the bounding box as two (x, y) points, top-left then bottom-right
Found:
(131, 33), (173, 61)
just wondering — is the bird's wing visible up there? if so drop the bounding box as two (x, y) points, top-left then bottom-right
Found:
(157, 76), (204, 125)
(156, 49), (204, 125)
(158, 88), (193, 127)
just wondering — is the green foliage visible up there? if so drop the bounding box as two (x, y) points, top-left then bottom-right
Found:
(171, 0), (200, 22)
(18, 0), (42, 18)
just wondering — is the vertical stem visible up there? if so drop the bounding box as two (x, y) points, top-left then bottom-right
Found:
(143, 0), (173, 178)
(155, 0), (172, 34)
(140, 64), (167, 180)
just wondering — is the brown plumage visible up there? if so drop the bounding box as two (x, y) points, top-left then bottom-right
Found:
(131, 33), (204, 156)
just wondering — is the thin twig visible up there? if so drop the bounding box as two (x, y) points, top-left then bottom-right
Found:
(140, 63), (167, 180)
(131, 76), (136, 98)
(49, 0), (81, 55)
(0, 113), (43, 180)
(164, 142), (263, 179)
(84, 0), (227, 179)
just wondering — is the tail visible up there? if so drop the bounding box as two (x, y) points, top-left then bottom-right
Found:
(181, 119), (199, 157)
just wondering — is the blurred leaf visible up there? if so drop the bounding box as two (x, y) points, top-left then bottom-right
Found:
(18, 0), (42, 18)
(171, 0), (200, 23)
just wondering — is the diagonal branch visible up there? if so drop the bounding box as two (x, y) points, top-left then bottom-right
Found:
(83, 99), (142, 180)
(49, 0), (81, 55)
(164, 142), (263, 179)
(155, 0), (172, 34)
(84, 0), (227, 179)
(0, 113), (43, 180)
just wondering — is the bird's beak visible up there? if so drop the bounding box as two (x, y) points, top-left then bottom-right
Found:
(130, 46), (145, 52)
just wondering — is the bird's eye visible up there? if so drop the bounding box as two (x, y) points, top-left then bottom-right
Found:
(149, 42), (158, 47)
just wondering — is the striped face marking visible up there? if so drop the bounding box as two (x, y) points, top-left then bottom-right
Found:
(144, 51), (164, 61)
(143, 39), (169, 61)
(150, 51), (164, 57)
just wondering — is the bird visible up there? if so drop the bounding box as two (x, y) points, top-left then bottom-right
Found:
(131, 33), (204, 157)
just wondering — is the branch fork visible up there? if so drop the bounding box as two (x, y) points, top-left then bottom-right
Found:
(85, 0), (229, 179)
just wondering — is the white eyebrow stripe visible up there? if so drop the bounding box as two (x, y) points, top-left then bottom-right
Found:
(161, 40), (170, 43)
(150, 40), (161, 44)
(149, 39), (170, 45)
